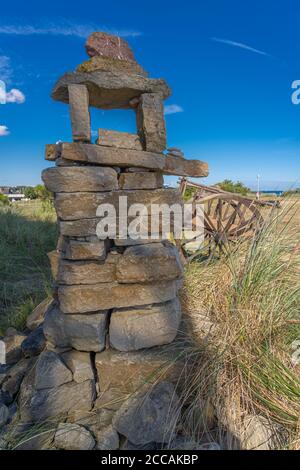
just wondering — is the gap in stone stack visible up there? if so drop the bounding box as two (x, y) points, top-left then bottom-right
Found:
(8, 31), (209, 450)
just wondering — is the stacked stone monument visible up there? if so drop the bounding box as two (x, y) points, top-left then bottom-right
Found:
(1, 32), (209, 449)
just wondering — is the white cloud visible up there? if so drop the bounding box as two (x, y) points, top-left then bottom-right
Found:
(0, 56), (13, 83)
(0, 82), (5, 103)
(0, 22), (141, 39)
(0, 125), (9, 136)
(5, 88), (25, 104)
(211, 37), (271, 57)
(164, 104), (184, 115)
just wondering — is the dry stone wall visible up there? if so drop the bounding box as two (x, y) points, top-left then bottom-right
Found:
(0, 31), (209, 450)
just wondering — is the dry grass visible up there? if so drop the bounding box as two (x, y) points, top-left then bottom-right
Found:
(178, 199), (300, 449)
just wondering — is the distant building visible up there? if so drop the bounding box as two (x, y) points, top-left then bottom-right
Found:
(0, 186), (29, 200)
(0, 187), (10, 194)
(7, 193), (26, 202)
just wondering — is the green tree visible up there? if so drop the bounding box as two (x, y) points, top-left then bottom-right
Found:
(24, 185), (53, 200)
(0, 194), (10, 205)
(183, 186), (197, 201)
(217, 179), (250, 196)
(34, 185), (52, 202)
(24, 186), (38, 200)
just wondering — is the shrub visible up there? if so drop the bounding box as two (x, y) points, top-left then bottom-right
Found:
(0, 193), (10, 205)
(217, 179), (250, 195)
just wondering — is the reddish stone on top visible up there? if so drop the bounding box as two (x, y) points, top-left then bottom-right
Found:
(85, 32), (135, 62)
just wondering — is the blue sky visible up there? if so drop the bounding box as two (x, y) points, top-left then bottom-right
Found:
(0, 0), (299, 189)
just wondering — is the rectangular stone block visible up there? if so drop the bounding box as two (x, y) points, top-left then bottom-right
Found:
(68, 84), (91, 142)
(136, 93), (166, 152)
(52, 70), (171, 110)
(57, 259), (116, 285)
(43, 303), (108, 352)
(97, 129), (143, 151)
(116, 242), (183, 283)
(42, 167), (118, 193)
(95, 345), (183, 410)
(59, 142), (165, 170)
(46, 142), (209, 177)
(55, 188), (181, 220)
(59, 218), (176, 239)
(109, 298), (181, 351)
(63, 239), (108, 261)
(58, 280), (177, 313)
(118, 171), (163, 190)
(163, 155), (209, 177)
(60, 219), (99, 237)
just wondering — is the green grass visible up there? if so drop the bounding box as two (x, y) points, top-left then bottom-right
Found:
(0, 201), (58, 334)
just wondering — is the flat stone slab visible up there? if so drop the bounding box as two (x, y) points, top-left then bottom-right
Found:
(109, 298), (182, 351)
(163, 155), (209, 177)
(119, 172), (163, 189)
(43, 303), (108, 352)
(42, 166), (118, 193)
(57, 259), (116, 285)
(77, 56), (147, 77)
(97, 129), (143, 151)
(54, 188), (181, 220)
(46, 143), (209, 177)
(60, 219), (102, 237)
(56, 242), (183, 285)
(58, 280), (177, 313)
(116, 242), (183, 283)
(51, 70), (171, 109)
(59, 218), (171, 239)
(63, 239), (108, 261)
(52, 142), (165, 169)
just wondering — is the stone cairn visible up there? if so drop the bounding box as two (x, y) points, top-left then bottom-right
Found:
(0, 32), (209, 450)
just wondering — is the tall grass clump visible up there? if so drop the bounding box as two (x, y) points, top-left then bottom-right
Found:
(179, 202), (300, 449)
(0, 201), (58, 334)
